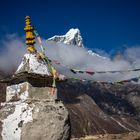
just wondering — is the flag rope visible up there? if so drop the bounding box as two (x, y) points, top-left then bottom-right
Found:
(33, 27), (57, 88)
(33, 27), (140, 84)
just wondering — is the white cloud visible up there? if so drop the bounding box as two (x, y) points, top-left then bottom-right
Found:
(0, 34), (140, 82)
(44, 41), (140, 82)
(0, 34), (25, 73)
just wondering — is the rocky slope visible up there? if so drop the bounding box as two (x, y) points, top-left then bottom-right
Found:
(0, 83), (6, 103)
(0, 71), (7, 104)
(57, 80), (140, 138)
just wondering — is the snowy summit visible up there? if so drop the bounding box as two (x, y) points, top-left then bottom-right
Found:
(48, 28), (84, 48)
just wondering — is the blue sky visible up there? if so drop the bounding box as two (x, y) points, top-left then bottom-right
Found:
(0, 0), (140, 54)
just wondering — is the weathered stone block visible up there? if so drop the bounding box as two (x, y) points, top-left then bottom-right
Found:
(6, 82), (57, 102)
(0, 100), (70, 140)
(6, 82), (29, 102)
(28, 85), (57, 101)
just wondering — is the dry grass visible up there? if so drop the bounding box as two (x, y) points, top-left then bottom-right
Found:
(71, 132), (140, 140)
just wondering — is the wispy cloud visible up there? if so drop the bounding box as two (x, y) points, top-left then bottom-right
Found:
(0, 34), (25, 73)
(44, 41), (140, 82)
(0, 34), (140, 82)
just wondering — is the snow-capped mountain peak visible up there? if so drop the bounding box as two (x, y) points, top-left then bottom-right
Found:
(65, 28), (80, 38)
(48, 28), (84, 47)
(48, 28), (107, 59)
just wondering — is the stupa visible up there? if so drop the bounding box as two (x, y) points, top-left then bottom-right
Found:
(0, 16), (70, 140)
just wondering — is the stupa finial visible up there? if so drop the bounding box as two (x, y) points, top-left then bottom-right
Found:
(24, 16), (37, 53)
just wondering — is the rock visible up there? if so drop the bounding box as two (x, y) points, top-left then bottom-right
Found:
(21, 100), (70, 140)
(0, 80), (71, 140)
(0, 99), (70, 140)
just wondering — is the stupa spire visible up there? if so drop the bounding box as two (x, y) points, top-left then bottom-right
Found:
(24, 16), (37, 53)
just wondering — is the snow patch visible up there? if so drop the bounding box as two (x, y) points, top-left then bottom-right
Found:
(16, 53), (50, 75)
(1, 102), (33, 140)
(20, 91), (28, 101)
(6, 82), (29, 102)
